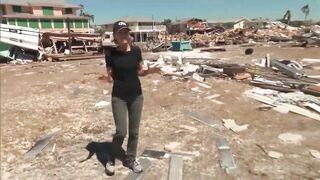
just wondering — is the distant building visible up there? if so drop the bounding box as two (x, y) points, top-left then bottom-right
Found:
(100, 17), (167, 43)
(0, 0), (92, 33)
(208, 17), (251, 29)
(170, 18), (212, 34)
(249, 18), (269, 29)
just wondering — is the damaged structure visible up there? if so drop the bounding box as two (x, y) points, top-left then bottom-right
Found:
(99, 17), (167, 43)
(0, 0), (92, 33)
(0, 0), (101, 63)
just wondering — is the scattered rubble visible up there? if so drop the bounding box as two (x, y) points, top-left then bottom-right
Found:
(245, 48), (254, 55)
(25, 128), (61, 160)
(267, 151), (283, 159)
(278, 133), (304, 144)
(94, 101), (110, 109)
(309, 150), (320, 159)
(181, 109), (223, 130)
(222, 119), (249, 132)
(1, 25), (320, 179)
(164, 142), (182, 152)
(179, 125), (199, 134)
(246, 88), (320, 121)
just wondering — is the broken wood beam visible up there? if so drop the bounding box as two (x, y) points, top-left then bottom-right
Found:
(271, 59), (304, 79)
(168, 156), (183, 180)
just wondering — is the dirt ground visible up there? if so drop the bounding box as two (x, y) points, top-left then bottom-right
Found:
(1, 45), (320, 180)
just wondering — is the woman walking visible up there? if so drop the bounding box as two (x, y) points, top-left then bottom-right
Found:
(104, 21), (160, 175)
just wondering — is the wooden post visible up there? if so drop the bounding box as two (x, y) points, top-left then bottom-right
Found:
(66, 18), (72, 54)
(83, 41), (87, 52)
(52, 40), (58, 54)
(165, 30), (168, 51)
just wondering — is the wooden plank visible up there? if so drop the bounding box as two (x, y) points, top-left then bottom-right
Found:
(279, 103), (320, 121)
(24, 128), (60, 160)
(168, 156), (183, 180)
(247, 92), (320, 121)
(125, 158), (152, 180)
(304, 103), (320, 113)
(83, 41), (88, 52)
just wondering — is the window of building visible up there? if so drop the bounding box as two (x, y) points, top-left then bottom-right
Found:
(65, 8), (73, 14)
(41, 19), (52, 28)
(82, 20), (89, 28)
(29, 19), (39, 28)
(42, 7), (53, 16)
(1, 5), (6, 14)
(17, 19), (28, 27)
(53, 19), (64, 28)
(12, 5), (22, 13)
(74, 19), (83, 28)
(8, 18), (16, 25)
(65, 19), (74, 28)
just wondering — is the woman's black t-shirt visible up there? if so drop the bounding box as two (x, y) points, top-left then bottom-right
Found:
(105, 46), (143, 100)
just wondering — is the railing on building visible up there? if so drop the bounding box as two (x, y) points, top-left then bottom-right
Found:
(129, 25), (166, 31)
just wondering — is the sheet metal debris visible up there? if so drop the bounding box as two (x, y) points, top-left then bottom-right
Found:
(181, 109), (223, 130)
(142, 149), (197, 160)
(25, 128), (61, 160)
(216, 138), (238, 176)
(141, 149), (166, 159)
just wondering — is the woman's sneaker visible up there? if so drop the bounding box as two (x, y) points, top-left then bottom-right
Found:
(123, 157), (143, 173)
(105, 160), (115, 176)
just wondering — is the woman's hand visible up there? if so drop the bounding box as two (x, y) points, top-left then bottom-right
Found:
(138, 64), (161, 76)
(138, 65), (148, 76)
(106, 74), (113, 83)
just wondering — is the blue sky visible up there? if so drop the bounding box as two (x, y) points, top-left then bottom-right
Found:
(69, 0), (320, 24)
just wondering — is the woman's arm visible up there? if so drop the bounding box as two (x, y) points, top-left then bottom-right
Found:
(138, 64), (161, 76)
(106, 66), (113, 82)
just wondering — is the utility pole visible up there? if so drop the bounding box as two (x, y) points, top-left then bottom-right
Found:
(165, 30), (168, 51)
(152, 15), (155, 38)
(67, 18), (72, 54)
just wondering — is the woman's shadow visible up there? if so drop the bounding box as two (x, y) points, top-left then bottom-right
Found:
(79, 141), (126, 169)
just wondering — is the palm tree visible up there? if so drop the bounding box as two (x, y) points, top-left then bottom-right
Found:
(78, 4), (94, 23)
(79, 4), (84, 16)
(301, 4), (310, 21)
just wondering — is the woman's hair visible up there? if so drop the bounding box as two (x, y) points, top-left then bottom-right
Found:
(113, 32), (134, 45)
